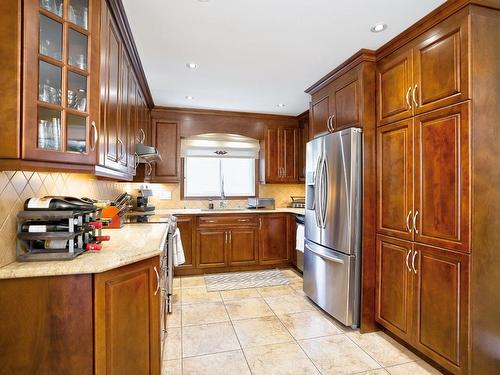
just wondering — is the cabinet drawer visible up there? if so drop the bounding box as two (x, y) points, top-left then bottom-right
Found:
(198, 215), (258, 227)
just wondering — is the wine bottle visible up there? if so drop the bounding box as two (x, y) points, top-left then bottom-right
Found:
(21, 220), (81, 233)
(89, 235), (110, 242)
(85, 243), (102, 251)
(24, 197), (95, 211)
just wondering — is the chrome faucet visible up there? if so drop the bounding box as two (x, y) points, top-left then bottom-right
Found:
(219, 177), (227, 208)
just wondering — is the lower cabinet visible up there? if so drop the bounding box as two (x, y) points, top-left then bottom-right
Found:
(376, 235), (469, 374)
(197, 230), (227, 268)
(175, 215), (195, 271)
(94, 256), (161, 375)
(228, 228), (259, 266)
(259, 214), (290, 265)
(0, 256), (161, 375)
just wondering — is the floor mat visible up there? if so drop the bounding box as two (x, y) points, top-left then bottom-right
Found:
(205, 269), (289, 291)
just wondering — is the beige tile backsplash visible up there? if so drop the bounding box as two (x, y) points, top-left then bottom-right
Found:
(0, 171), (304, 268)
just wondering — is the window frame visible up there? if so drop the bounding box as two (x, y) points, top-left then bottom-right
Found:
(180, 157), (259, 200)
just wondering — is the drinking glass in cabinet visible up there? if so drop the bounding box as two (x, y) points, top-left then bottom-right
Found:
(39, 15), (62, 61)
(38, 61), (62, 105)
(38, 107), (61, 151)
(69, 0), (89, 29)
(40, 0), (63, 17)
(67, 114), (87, 153)
(68, 29), (88, 70)
(67, 72), (87, 112)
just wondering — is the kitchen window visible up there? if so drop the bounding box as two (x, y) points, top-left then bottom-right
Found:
(183, 157), (256, 198)
(180, 133), (260, 199)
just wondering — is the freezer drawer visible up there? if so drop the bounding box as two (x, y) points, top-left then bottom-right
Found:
(303, 240), (359, 327)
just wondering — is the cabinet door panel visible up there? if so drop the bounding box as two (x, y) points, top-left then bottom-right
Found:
(413, 244), (469, 373)
(281, 127), (298, 182)
(377, 48), (413, 126)
(377, 120), (413, 240)
(197, 230), (227, 268)
(152, 121), (180, 182)
(259, 215), (289, 264)
(332, 72), (361, 130)
(175, 216), (195, 270)
(375, 236), (412, 341)
(413, 10), (469, 114)
(414, 103), (470, 252)
(310, 95), (330, 138)
(94, 257), (160, 375)
(229, 229), (258, 266)
(265, 128), (280, 182)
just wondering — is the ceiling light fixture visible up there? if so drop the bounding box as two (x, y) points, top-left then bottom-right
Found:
(277, 103), (286, 108)
(185, 95), (194, 100)
(186, 62), (198, 69)
(370, 23), (387, 33)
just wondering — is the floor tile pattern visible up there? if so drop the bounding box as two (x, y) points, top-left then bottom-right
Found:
(163, 269), (443, 375)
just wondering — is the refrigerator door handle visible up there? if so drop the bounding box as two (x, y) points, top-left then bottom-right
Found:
(320, 155), (328, 228)
(314, 154), (322, 228)
(305, 243), (345, 264)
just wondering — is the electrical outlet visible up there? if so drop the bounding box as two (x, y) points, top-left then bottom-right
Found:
(159, 191), (172, 200)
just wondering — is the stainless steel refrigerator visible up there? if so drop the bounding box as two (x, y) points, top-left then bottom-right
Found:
(303, 127), (362, 328)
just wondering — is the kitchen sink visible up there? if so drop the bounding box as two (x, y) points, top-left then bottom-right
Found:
(200, 208), (249, 212)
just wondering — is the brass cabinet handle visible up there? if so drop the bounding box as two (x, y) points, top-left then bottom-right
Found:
(153, 266), (160, 296)
(145, 161), (152, 176)
(237, 219), (249, 222)
(406, 87), (412, 109)
(259, 218), (262, 230)
(139, 128), (146, 143)
(330, 115), (335, 132)
(406, 210), (412, 233)
(326, 115), (332, 133)
(90, 121), (98, 151)
(405, 249), (412, 272)
(229, 232), (232, 243)
(413, 210), (419, 234)
(412, 250), (418, 274)
(412, 84), (419, 107)
(118, 139), (125, 162)
(205, 220), (216, 223)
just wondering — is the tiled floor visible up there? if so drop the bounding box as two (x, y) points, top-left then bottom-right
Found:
(163, 269), (442, 375)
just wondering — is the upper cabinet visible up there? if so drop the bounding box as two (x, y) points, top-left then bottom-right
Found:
(307, 55), (375, 139)
(261, 127), (299, 183)
(151, 121), (180, 182)
(23, 0), (100, 164)
(377, 9), (469, 126)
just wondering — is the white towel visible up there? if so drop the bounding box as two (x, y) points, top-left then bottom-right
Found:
(173, 228), (185, 266)
(296, 223), (305, 252)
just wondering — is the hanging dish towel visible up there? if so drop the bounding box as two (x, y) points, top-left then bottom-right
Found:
(173, 228), (185, 266)
(296, 223), (305, 252)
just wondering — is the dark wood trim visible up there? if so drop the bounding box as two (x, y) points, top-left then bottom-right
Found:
(304, 49), (377, 94)
(152, 106), (298, 121)
(0, 159), (94, 173)
(105, 0), (154, 108)
(297, 109), (309, 121)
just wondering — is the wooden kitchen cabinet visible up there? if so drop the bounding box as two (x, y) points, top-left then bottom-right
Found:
(262, 127), (299, 183)
(196, 229), (227, 268)
(330, 66), (363, 131)
(0, 257), (161, 375)
(310, 89), (331, 139)
(151, 121), (181, 182)
(20, 0), (101, 164)
(375, 236), (413, 342)
(377, 9), (469, 126)
(376, 119), (413, 241)
(228, 228), (259, 266)
(175, 215), (195, 271)
(259, 214), (290, 265)
(94, 256), (161, 375)
(412, 244), (469, 373)
(414, 103), (470, 253)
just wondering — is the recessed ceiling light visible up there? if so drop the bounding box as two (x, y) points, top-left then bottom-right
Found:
(277, 103), (286, 108)
(185, 95), (194, 100)
(186, 62), (198, 69)
(370, 23), (387, 33)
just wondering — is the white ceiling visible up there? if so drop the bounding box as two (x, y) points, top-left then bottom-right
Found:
(122, 0), (444, 116)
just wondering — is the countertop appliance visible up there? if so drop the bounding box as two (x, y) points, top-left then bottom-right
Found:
(247, 197), (275, 210)
(136, 188), (155, 212)
(303, 127), (362, 328)
(290, 196), (306, 208)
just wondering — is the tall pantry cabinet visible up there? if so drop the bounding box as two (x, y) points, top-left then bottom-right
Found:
(375, 4), (500, 375)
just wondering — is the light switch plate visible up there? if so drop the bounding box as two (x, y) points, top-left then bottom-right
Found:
(159, 191), (172, 200)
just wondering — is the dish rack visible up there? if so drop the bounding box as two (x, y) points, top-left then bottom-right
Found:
(16, 209), (102, 262)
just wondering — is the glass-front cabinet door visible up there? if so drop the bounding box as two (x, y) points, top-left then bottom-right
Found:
(23, 0), (99, 164)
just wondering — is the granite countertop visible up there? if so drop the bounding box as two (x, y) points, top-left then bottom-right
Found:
(154, 208), (306, 216)
(0, 223), (169, 280)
